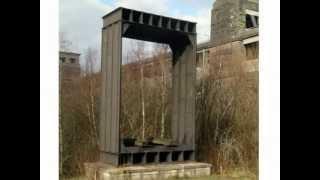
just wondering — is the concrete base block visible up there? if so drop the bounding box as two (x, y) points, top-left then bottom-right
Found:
(84, 162), (212, 180)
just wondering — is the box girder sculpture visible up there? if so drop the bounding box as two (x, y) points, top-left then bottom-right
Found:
(100, 7), (197, 166)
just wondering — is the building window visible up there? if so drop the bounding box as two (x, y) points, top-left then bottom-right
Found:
(245, 9), (259, 28)
(197, 50), (210, 68)
(205, 50), (210, 63)
(70, 58), (76, 64)
(196, 52), (204, 68)
(246, 14), (259, 28)
(60, 57), (66, 63)
(245, 42), (259, 60)
(254, 16), (259, 26)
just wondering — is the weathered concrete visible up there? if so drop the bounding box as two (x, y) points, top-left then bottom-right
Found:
(196, 0), (259, 77)
(59, 51), (81, 82)
(84, 162), (212, 180)
(210, 0), (259, 44)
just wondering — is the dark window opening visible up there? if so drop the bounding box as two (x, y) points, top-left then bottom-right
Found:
(205, 50), (209, 63)
(246, 14), (258, 28)
(196, 51), (209, 68)
(152, 15), (160, 26)
(146, 153), (157, 163)
(172, 151), (182, 162)
(245, 42), (259, 60)
(188, 23), (195, 33)
(255, 16), (259, 26)
(123, 9), (131, 21)
(196, 52), (203, 68)
(70, 58), (76, 64)
(132, 11), (140, 22)
(133, 153), (144, 164)
(143, 14), (151, 24)
(183, 151), (193, 161)
(120, 154), (132, 165)
(246, 15), (254, 28)
(180, 21), (186, 31)
(60, 57), (66, 63)
(162, 18), (169, 28)
(159, 152), (170, 163)
(171, 19), (178, 30)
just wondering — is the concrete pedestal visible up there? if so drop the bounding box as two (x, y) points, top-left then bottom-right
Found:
(84, 162), (212, 180)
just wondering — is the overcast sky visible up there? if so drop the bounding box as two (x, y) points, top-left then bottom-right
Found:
(60, 0), (214, 58)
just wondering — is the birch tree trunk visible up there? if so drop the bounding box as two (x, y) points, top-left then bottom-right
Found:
(160, 58), (166, 139)
(134, 41), (146, 141)
(140, 58), (146, 141)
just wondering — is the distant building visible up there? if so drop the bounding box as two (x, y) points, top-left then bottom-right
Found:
(59, 51), (81, 84)
(210, 0), (258, 43)
(197, 0), (259, 79)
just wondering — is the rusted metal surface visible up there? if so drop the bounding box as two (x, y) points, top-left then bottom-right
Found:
(100, 7), (197, 165)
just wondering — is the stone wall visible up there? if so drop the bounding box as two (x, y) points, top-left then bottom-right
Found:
(59, 51), (81, 84)
(210, 0), (259, 44)
(84, 162), (212, 180)
(197, 40), (259, 79)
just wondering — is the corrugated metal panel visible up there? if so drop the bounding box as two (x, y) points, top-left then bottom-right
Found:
(112, 22), (121, 153)
(185, 42), (196, 146)
(101, 22), (122, 154)
(105, 26), (113, 153)
(99, 29), (107, 151)
(179, 52), (186, 144)
(171, 53), (179, 144)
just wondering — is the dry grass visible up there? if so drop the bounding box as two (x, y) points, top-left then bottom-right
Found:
(60, 43), (258, 178)
(196, 58), (258, 175)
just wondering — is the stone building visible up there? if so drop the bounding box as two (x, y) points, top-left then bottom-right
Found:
(59, 51), (81, 84)
(197, 0), (259, 79)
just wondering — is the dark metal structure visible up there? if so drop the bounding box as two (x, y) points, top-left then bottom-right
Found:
(100, 7), (197, 166)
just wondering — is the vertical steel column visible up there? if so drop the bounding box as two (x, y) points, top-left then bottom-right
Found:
(100, 11), (122, 165)
(171, 34), (196, 146)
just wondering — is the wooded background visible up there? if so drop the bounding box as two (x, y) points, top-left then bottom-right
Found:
(59, 39), (258, 179)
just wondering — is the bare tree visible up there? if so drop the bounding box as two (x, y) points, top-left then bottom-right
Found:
(196, 51), (258, 175)
(132, 41), (147, 141)
(121, 41), (173, 141)
(83, 47), (99, 146)
(153, 44), (171, 139)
